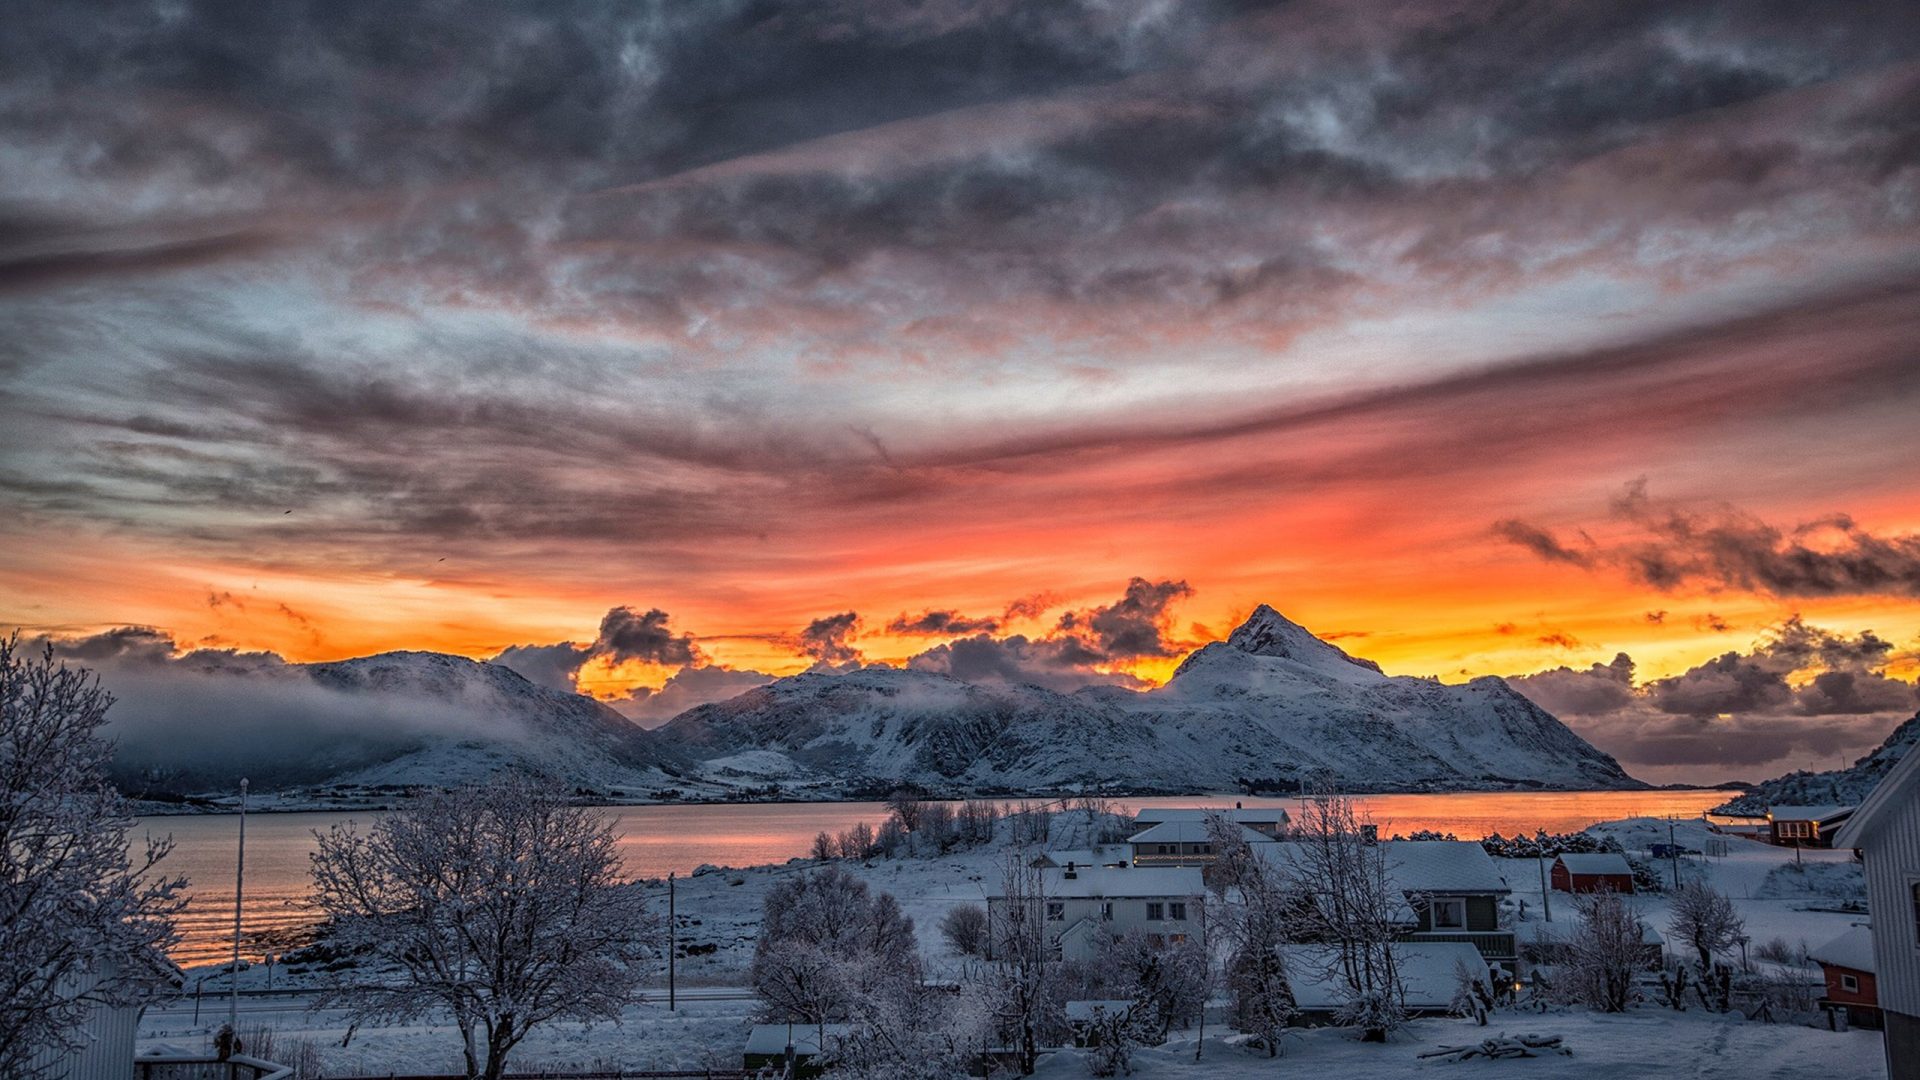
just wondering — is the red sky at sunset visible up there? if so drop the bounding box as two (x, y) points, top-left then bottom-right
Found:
(3, 0), (1918, 784)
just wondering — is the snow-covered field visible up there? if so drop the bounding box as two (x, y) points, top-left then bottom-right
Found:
(149, 813), (1888, 1078)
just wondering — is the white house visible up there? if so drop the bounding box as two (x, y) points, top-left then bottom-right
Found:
(1127, 820), (1272, 867)
(1253, 840), (1516, 966)
(1831, 746), (1920, 1079)
(28, 954), (182, 1080)
(985, 864), (1206, 962)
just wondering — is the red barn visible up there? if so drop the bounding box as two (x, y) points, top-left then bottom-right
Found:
(1550, 852), (1634, 894)
(1811, 926), (1881, 1030)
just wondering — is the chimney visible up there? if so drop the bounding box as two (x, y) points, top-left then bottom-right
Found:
(1064, 861), (1077, 879)
(1236, 801), (1243, 810)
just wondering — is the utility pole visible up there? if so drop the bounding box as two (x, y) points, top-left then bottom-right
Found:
(1537, 852), (1552, 923)
(1668, 817), (1680, 889)
(668, 871), (677, 1012)
(229, 777), (248, 1033)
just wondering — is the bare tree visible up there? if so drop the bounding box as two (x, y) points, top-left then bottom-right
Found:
(751, 865), (921, 1023)
(812, 830), (837, 861)
(0, 639), (185, 1080)
(941, 904), (990, 957)
(887, 787), (928, 833)
(1204, 813), (1295, 1055)
(1666, 880), (1745, 973)
(1565, 892), (1645, 1013)
(1290, 790), (1404, 1041)
(309, 775), (659, 1080)
(838, 821), (876, 860)
(984, 852), (1063, 1075)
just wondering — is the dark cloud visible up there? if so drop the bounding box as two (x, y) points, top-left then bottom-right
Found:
(885, 609), (1001, 636)
(595, 606), (699, 666)
(492, 605), (701, 691)
(903, 576), (1194, 690)
(791, 611), (862, 667)
(1056, 576), (1195, 659)
(1510, 618), (1920, 777)
(1002, 593), (1062, 622)
(1500, 483), (1920, 598)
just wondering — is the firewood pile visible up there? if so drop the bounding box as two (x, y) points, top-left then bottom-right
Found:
(1418, 1032), (1570, 1062)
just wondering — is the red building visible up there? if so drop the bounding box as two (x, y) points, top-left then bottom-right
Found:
(1811, 926), (1881, 1029)
(1549, 852), (1635, 894)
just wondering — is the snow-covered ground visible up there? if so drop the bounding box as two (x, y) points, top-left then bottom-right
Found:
(152, 813), (1888, 1077)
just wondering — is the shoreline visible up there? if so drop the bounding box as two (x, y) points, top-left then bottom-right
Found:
(127, 781), (1733, 818)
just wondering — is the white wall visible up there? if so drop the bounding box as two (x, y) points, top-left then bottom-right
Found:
(1863, 795), (1920, 1018)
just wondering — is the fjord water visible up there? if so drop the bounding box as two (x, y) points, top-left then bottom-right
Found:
(148, 789), (1738, 967)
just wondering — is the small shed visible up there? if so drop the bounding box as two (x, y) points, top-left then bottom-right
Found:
(1767, 805), (1856, 848)
(1281, 941), (1489, 1019)
(1810, 925), (1881, 1030)
(1550, 852), (1634, 894)
(744, 1023), (850, 1078)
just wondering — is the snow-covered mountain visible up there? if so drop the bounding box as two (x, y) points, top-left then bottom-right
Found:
(655, 605), (1641, 793)
(114, 650), (688, 797)
(1714, 711), (1920, 815)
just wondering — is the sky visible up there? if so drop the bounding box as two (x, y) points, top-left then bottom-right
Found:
(3, 0), (1919, 785)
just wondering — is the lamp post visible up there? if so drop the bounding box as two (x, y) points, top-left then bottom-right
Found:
(229, 778), (248, 1034)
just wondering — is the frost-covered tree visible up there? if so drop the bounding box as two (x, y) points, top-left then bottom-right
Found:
(0, 638), (185, 1080)
(985, 852), (1064, 1075)
(1666, 880), (1744, 972)
(1092, 929), (1208, 1041)
(1566, 892), (1645, 1013)
(1203, 814), (1295, 1055)
(751, 865), (921, 1023)
(1291, 790), (1405, 1041)
(309, 774), (659, 1080)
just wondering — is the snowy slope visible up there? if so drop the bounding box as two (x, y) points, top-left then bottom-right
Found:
(122, 651), (690, 796)
(654, 606), (1640, 793)
(1715, 710), (1919, 814)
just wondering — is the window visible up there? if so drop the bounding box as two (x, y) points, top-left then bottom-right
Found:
(1779, 821), (1811, 839)
(1168, 902), (1188, 921)
(1147, 934), (1165, 948)
(1146, 902), (1164, 920)
(1431, 898), (1467, 930)
(1841, 973), (1860, 993)
(1158, 844), (1174, 855)
(1100, 901), (1113, 922)
(1911, 881), (1920, 947)
(1046, 901), (1064, 922)
(1168, 934), (1188, 945)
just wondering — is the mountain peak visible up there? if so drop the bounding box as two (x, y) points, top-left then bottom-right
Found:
(1225, 604), (1384, 674)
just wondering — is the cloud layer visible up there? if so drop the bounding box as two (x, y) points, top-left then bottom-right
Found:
(1511, 618), (1920, 778)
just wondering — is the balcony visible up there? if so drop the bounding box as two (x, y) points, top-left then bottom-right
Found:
(1407, 929), (1518, 961)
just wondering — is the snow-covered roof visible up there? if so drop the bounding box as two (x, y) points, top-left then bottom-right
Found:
(1004, 865), (1206, 899)
(1127, 820), (1270, 845)
(1039, 847), (1127, 868)
(1134, 806), (1291, 826)
(1555, 852), (1632, 876)
(744, 1024), (851, 1056)
(1064, 1000), (1136, 1021)
(1810, 926), (1875, 974)
(1251, 840), (1509, 896)
(1834, 744), (1920, 849)
(1767, 805), (1856, 823)
(1281, 942), (1488, 1011)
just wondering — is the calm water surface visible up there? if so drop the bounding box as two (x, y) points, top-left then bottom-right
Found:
(143, 789), (1736, 967)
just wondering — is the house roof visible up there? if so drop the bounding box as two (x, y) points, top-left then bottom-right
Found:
(1127, 820), (1271, 845)
(1135, 806), (1291, 825)
(1554, 852), (1632, 876)
(1834, 748), (1920, 849)
(1281, 942), (1488, 1011)
(745, 1024), (851, 1056)
(997, 864), (1206, 900)
(1809, 926), (1875, 974)
(1767, 805), (1856, 824)
(1251, 840), (1510, 896)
